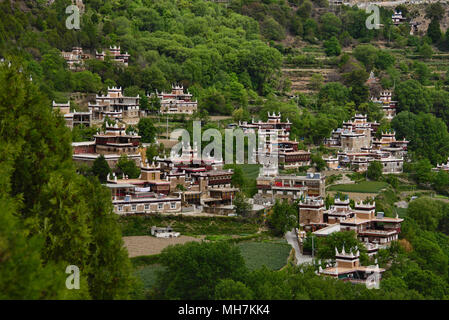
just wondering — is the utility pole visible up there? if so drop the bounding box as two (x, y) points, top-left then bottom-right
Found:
(166, 114), (169, 139)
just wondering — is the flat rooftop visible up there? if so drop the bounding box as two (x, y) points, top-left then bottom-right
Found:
(313, 224), (341, 236)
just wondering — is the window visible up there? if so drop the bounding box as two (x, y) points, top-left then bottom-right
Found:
(158, 203), (163, 210)
(144, 204), (149, 210)
(131, 204), (136, 211)
(118, 205), (122, 212)
(171, 202), (176, 209)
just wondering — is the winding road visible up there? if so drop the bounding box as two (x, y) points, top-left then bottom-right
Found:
(285, 229), (313, 265)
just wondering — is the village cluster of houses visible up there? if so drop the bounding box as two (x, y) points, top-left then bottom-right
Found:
(69, 120), (242, 215)
(371, 90), (397, 121)
(433, 157), (449, 172)
(239, 112), (312, 170)
(298, 195), (403, 283)
(54, 50), (409, 285)
(153, 85), (198, 115)
(61, 46), (130, 71)
(323, 113), (408, 173)
(53, 84), (198, 128)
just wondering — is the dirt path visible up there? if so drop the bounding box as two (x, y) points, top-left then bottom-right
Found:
(285, 229), (313, 265)
(123, 235), (204, 258)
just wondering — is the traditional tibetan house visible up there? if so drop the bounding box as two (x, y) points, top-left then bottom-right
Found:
(88, 87), (140, 123)
(299, 197), (326, 231)
(72, 123), (141, 168)
(319, 246), (385, 285)
(154, 84), (198, 114)
(96, 46), (130, 66)
(239, 112), (311, 169)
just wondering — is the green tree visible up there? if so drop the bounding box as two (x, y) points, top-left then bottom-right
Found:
(232, 107), (250, 123)
(297, 0), (313, 19)
(145, 143), (159, 164)
(200, 89), (230, 115)
(343, 68), (369, 106)
(433, 170), (449, 195)
(315, 231), (367, 261)
(215, 279), (254, 300)
(176, 183), (186, 191)
(155, 241), (247, 300)
(353, 44), (378, 71)
(375, 51), (395, 70)
(117, 154), (141, 179)
(412, 61), (431, 85)
(324, 36), (341, 56)
(267, 200), (297, 236)
(367, 161), (383, 181)
(419, 43), (433, 59)
(413, 159), (434, 185)
(231, 166), (245, 188)
(318, 82), (350, 106)
(78, 178), (136, 299)
(427, 18), (442, 43)
(320, 13), (342, 39)
(92, 155), (111, 183)
(149, 94), (161, 112)
(137, 117), (157, 143)
(71, 125), (98, 142)
(234, 192), (251, 217)
(311, 154), (326, 171)
(408, 197), (442, 232)
(0, 188), (67, 299)
(261, 16), (285, 41)
(71, 71), (102, 92)
(392, 112), (449, 165)
(0, 63), (134, 299)
(394, 80), (431, 113)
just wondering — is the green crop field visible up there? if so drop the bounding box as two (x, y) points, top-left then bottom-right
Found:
(328, 181), (389, 193)
(237, 241), (291, 271)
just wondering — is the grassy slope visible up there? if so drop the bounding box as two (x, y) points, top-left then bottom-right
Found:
(328, 181), (389, 193)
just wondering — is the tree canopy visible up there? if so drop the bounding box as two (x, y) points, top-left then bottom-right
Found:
(0, 63), (135, 299)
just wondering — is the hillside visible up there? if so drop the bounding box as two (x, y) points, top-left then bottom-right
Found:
(2, 0), (449, 302)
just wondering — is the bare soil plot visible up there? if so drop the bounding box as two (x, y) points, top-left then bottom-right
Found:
(123, 235), (204, 258)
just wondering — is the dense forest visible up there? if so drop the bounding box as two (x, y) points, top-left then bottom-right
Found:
(2, 0), (449, 164)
